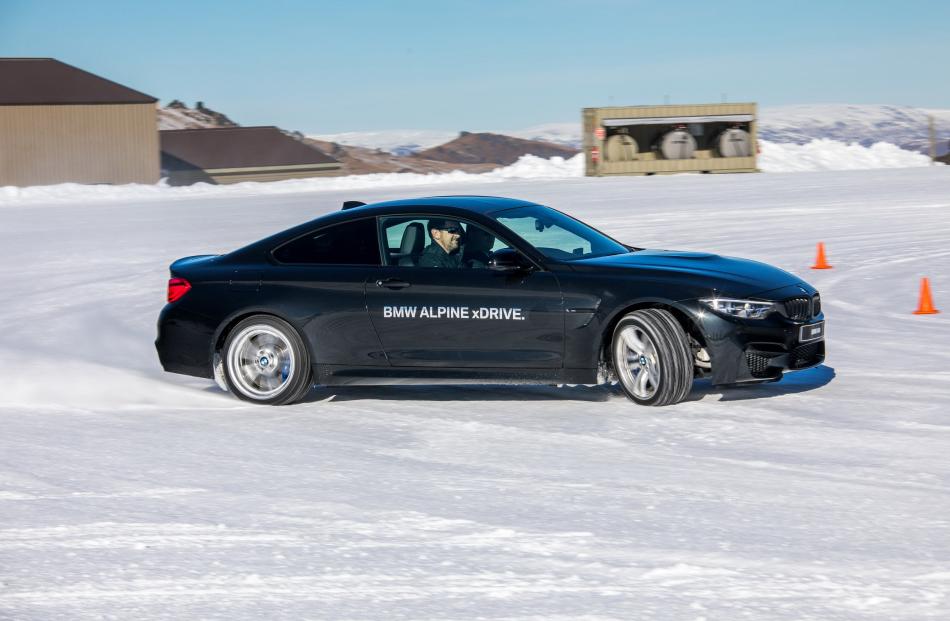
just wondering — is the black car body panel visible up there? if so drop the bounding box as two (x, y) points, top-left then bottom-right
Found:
(365, 266), (564, 368)
(156, 196), (825, 392)
(573, 250), (801, 298)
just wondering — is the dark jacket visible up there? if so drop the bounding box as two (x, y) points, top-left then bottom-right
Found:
(419, 243), (463, 268)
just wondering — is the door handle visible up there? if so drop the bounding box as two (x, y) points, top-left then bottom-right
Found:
(376, 278), (411, 290)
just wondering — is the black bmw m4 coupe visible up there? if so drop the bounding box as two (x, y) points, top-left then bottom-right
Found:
(156, 196), (825, 405)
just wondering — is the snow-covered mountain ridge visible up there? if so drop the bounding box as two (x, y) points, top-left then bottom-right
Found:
(312, 104), (950, 156)
(760, 104), (950, 156)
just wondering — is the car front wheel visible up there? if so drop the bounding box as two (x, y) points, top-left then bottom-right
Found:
(222, 315), (312, 405)
(612, 309), (693, 406)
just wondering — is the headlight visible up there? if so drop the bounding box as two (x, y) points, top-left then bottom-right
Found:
(699, 298), (775, 319)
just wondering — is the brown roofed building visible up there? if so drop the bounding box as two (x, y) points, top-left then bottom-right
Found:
(160, 126), (341, 185)
(0, 58), (160, 186)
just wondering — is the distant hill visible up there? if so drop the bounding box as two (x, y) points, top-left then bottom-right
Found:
(314, 125), (585, 154)
(157, 102), (577, 175)
(301, 137), (497, 175)
(759, 104), (950, 157)
(503, 123), (583, 149)
(315, 104), (950, 158)
(312, 129), (458, 157)
(159, 102), (948, 174)
(412, 131), (579, 166)
(157, 100), (239, 130)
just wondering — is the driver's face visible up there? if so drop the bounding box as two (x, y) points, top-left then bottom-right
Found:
(433, 224), (462, 253)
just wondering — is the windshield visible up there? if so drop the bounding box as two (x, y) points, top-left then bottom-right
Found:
(490, 205), (629, 261)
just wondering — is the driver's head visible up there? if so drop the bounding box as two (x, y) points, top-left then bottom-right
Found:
(427, 218), (463, 254)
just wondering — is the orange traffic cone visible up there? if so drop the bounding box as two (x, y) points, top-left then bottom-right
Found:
(811, 242), (832, 269)
(913, 278), (940, 315)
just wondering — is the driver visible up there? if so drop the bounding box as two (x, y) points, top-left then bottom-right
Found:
(419, 218), (465, 268)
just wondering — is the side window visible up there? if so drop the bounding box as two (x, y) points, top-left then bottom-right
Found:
(273, 218), (381, 265)
(381, 217), (429, 267)
(380, 216), (501, 269)
(495, 215), (591, 258)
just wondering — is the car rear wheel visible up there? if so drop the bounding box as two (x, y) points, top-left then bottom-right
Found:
(222, 315), (312, 405)
(612, 309), (693, 406)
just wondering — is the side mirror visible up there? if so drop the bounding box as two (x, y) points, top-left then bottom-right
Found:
(489, 248), (531, 272)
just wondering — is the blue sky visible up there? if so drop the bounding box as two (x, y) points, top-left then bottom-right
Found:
(2, 0), (947, 133)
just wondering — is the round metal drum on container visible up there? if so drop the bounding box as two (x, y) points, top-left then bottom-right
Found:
(657, 129), (696, 159)
(715, 128), (752, 157)
(604, 134), (639, 161)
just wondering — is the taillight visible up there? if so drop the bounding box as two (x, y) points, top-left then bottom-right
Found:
(167, 277), (191, 303)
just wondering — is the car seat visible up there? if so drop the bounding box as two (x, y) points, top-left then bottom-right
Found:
(463, 225), (494, 267)
(396, 222), (425, 266)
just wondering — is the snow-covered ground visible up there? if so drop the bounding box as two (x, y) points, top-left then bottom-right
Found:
(2, 167), (950, 620)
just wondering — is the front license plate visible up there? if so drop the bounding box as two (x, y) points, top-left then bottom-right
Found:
(799, 321), (825, 342)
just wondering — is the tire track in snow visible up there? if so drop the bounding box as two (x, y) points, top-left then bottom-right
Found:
(0, 522), (299, 550)
(0, 487), (205, 501)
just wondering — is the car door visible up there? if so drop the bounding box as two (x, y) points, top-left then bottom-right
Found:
(365, 215), (564, 368)
(262, 217), (387, 366)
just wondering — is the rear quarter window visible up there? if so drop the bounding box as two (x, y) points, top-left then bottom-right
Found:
(273, 218), (381, 265)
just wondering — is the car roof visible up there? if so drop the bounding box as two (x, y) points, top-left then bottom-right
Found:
(354, 195), (537, 215)
(225, 195), (541, 261)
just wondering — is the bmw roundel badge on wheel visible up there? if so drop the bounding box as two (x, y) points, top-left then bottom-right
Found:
(155, 196), (825, 406)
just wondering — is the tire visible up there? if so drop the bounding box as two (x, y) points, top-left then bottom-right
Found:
(611, 309), (693, 406)
(222, 315), (313, 405)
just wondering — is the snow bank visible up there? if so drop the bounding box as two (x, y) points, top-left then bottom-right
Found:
(759, 139), (935, 172)
(0, 155), (584, 206)
(1, 141), (939, 206)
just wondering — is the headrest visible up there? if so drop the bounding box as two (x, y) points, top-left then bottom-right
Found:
(400, 222), (425, 254)
(465, 225), (494, 253)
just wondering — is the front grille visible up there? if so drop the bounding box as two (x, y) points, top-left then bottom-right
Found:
(790, 342), (821, 369)
(812, 293), (821, 316)
(784, 297), (811, 320)
(746, 352), (772, 377)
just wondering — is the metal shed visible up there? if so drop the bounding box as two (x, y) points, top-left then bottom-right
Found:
(0, 58), (159, 186)
(583, 103), (758, 176)
(159, 126), (341, 185)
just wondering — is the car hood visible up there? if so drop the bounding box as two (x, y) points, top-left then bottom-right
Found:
(572, 250), (803, 298)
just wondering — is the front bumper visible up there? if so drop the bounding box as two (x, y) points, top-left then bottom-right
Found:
(743, 339), (825, 381)
(690, 302), (825, 385)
